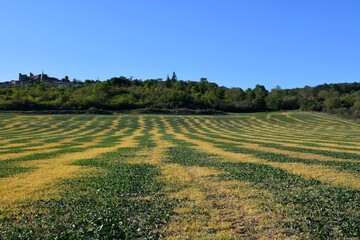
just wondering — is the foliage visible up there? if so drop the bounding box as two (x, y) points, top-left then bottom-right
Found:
(1, 149), (173, 239)
(1, 76), (360, 116)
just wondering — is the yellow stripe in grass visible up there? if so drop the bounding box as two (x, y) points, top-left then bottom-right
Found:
(185, 119), (360, 153)
(172, 124), (360, 191)
(0, 117), (126, 161)
(0, 126), (131, 162)
(226, 117), (360, 144)
(0, 147), (116, 209)
(163, 165), (286, 239)
(0, 116), (146, 209)
(121, 118), (286, 238)
(183, 120), (359, 163)
(1, 116), (53, 135)
(146, 121), (286, 238)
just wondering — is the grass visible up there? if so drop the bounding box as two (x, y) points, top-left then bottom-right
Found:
(165, 146), (360, 238)
(0, 111), (360, 239)
(1, 150), (173, 239)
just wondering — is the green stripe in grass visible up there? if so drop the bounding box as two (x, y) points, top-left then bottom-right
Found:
(165, 146), (360, 239)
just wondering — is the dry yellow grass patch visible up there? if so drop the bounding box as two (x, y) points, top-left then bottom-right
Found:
(158, 118), (287, 239)
(249, 133), (360, 151)
(0, 143), (28, 149)
(0, 117), (146, 210)
(160, 163), (193, 183)
(0, 116), (96, 147)
(56, 116), (100, 136)
(262, 114), (321, 129)
(237, 142), (356, 163)
(163, 165), (286, 239)
(228, 116), (360, 142)
(124, 123), (169, 165)
(195, 118), (360, 151)
(2, 116), (52, 135)
(184, 120), (338, 163)
(91, 117), (122, 137)
(122, 118), (274, 238)
(0, 135), (94, 162)
(0, 119), (26, 132)
(0, 139), (13, 145)
(269, 162), (360, 189)
(25, 117), (124, 150)
(50, 116), (77, 129)
(282, 112), (307, 124)
(308, 112), (360, 127)
(0, 115), (25, 123)
(0, 142), (135, 210)
(173, 124), (360, 191)
(0, 118), (129, 161)
(114, 117), (146, 148)
(0, 147), (116, 209)
(21, 137), (80, 151)
(189, 117), (360, 158)
(247, 141), (360, 156)
(0, 142), (70, 162)
(224, 118), (329, 140)
(0, 148), (59, 161)
(0, 119), (35, 142)
(186, 166), (221, 178)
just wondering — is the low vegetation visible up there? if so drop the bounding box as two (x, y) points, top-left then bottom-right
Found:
(1, 74), (360, 117)
(1, 111), (360, 239)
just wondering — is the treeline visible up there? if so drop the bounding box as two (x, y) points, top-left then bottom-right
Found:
(0, 74), (360, 116)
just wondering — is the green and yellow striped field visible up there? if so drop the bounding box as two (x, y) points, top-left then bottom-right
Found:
(1, 112), (360, 239)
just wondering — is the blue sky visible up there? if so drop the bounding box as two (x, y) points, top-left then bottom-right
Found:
(0, 0), (359, 90)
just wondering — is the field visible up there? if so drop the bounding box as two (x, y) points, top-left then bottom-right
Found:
(1, 112), (360, 239)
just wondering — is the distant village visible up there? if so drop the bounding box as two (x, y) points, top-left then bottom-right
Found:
(0, 72), (76, 87)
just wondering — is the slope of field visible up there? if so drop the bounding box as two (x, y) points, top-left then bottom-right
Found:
(1, 112), (360, 239)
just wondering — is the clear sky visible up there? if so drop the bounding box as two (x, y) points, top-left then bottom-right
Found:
(0, 0), (359, 90)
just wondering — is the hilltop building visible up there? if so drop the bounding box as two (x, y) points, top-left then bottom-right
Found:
(18, 72), (60, 85)
(0, 72), (72, 87)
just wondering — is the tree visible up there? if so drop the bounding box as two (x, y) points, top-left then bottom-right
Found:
(266, 89), (283, 110)
(245, 88), (255, 100)
(110, 76), (131, 87)
(62, 76), (70, 82)
(224, 88), (245, 103)
(281, 95), (299, 110)
(253, 84), (268, 100)
(353, 100), (360, 112)
(324, 97), (341, 110)
(171, 72), (177, 81)
(165, 74), (172, 88)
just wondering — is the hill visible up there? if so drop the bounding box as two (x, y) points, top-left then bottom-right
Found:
(0, 74), (360, 117)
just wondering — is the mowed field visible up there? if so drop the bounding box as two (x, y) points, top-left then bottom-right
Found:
(1, 112), (360, 239)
